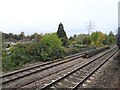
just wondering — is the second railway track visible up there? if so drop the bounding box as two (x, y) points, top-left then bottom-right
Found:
(39, 47), (118, 90)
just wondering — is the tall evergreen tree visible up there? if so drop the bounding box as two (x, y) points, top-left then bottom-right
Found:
(57, 23), (68, 46)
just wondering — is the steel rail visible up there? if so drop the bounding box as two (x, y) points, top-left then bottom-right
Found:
(72, 49), (118, 90)
(2, 53), (84, 84)
(1, 52), (84, 78)
(40, 47), (117, 90)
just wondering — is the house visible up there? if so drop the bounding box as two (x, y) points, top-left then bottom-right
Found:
(5, 38), (17, 46)
(17, 38), (32, 44)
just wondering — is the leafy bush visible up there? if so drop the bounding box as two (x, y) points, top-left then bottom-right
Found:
(2, 33), (65, 71)
(39, 33), (64, 61)
(2, 43), (38, 71)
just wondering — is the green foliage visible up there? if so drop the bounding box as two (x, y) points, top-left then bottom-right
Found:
(2, 33), (65, 71)
(83, 35), (91, 45)
(107, 31), (116, 45)
(90, 31), (116, 46)
(2, 50), (7, 57)
(71, 34), (90, 45)
(57, 23), (68, 46)
(75, 34), (85, 44)
(25, 43), (39, 56)
(39, 33), (64, 61)
(91, 31), (105, 46)
(2, 29), (116, 72)
(2, 48), (24, 71)
(69, 31), (116, 47)
(2, 43), (40, 71)
(2, 56), (15, 71)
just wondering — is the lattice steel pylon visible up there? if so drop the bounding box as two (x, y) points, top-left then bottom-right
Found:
(87, 20), (95, 35)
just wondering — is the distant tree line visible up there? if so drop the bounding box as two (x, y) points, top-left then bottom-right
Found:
(69, 31), (116, 47)
(2, 32), (42, 41)
(2, 32), (25, 40)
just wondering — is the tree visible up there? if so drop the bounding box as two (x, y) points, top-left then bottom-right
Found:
(109, 31), (114, 37)
(18, 32), (25, 40)
(75, 34), (86, 44)
(91, 31), (105, 46)
(83, 35), (91, 45)
(34, 33), (42, 42)
(69, 36), (74, 41)
(8, 33), (14, 38)
(103, 34), (109, 45)
(39, 33), (64, 61)
(57, 23), (68, 46)
(73, 34), (77, 40)
(107, 31), (116, 45)
(25, 43), (39, 56)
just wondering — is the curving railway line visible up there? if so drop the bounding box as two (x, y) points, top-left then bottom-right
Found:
(1, 46), (118, 89)
(39, 47), (118, 90)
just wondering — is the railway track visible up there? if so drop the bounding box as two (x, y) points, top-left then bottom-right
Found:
(39, 47), (118, 90)
(2, 51), (85, 88)
(1, 46), (113, 88)
(2, 47), (97, 86)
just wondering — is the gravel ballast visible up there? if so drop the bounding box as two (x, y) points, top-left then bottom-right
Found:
(81, 50), (120, 89)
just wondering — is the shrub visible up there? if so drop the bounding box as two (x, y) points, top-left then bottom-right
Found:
(39, 33), (64, 61)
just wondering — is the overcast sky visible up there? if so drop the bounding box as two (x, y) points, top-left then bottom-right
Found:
(0, 0), (119, 37)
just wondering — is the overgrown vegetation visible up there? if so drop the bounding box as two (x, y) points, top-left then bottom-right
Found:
(39, 33), (64, 61)
(2, 23), (116, 72)
(69, 31), (116, 47)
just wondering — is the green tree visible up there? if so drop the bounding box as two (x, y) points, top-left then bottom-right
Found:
(57, 23), (68, 46)
(103, 34), (109, 45)
(8, 33), (14, 38)
(18, 32), (25, 40)
(39, 33), (64, 61)
(107, 31), (116, 45)
(2, 45), (26, 71)
(83, 35), (91, 45)
(69, 36), (74, 44)
(91, 31), (105, 46)
(75, 34), (86, 44)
